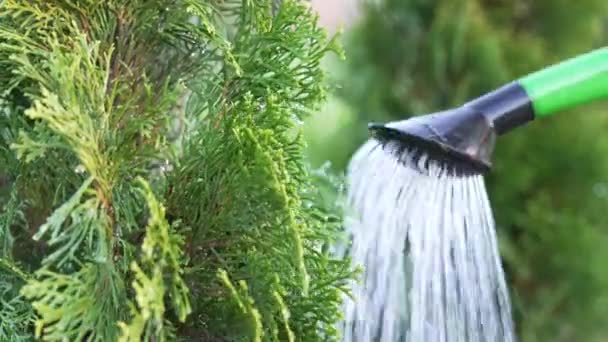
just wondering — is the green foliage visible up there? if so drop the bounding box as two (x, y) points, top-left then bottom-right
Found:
(0, 272), (33, 341)
(165, 2), (355, 338)
(306, 0), (608, 340)
(22, 264), (125, 340)
(0, 0), (354, 340)
(118, 178), (190, 341)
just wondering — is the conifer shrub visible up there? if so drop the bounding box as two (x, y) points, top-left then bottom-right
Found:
(0, 1), (355, 340)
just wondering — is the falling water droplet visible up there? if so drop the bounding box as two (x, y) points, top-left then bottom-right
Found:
(74, 164), (86, 174)
(291, 114), (304, 126)
(160, 160), (174, 173)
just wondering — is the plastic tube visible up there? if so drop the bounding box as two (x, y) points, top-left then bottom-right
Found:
(519, 47), (608, 117)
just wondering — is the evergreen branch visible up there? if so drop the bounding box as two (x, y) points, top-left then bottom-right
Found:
(165, 1), (355, 339)
(218, 269), (264, 342)
(271, 275), (295, 342)
(21, 263), (126, 341)
(243, 126), (309, 294)
(0, 258), (30, 281)
(0, 0), (355, 339)
(136, 177), (191, 321)
(0, 275), (34, 341)
(31, 177), (110, 267)
(119, 178), (190, 340)
(118, 264), (168, 342)
(0, 183), (23, 258)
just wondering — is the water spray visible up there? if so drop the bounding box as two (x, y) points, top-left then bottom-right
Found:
(339, 47), (608, 342)
(369, 47), (608, 175)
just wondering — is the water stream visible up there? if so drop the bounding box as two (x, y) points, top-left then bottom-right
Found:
(336, 140), (515, 342)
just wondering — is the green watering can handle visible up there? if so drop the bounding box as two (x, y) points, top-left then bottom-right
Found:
(518, 47), (608, 117)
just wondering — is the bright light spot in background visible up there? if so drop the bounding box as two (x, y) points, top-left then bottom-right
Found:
(593, 182), (608, 198)
(310, 0), (360, 32)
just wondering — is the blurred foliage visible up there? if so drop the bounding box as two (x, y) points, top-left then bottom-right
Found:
(306, 0), (608, 340)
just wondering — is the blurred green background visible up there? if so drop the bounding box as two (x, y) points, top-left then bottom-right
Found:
(308, 0), (608, 341)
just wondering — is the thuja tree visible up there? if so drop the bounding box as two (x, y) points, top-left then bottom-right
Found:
(306, 0), (608, 341)
(0, 1), (354, 340)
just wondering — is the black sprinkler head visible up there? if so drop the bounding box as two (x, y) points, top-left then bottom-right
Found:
(368, 82), (536, 176)
(369, 107), (494, 175)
